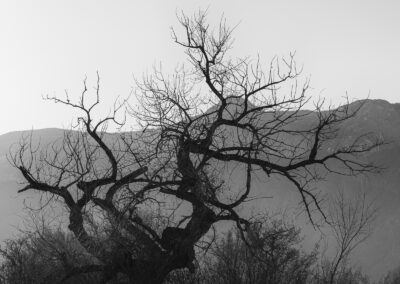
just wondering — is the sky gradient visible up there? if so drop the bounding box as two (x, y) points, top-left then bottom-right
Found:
(1, 0), (399, 135)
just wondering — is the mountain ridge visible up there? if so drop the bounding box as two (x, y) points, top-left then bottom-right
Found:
(0, 99), (399, 280)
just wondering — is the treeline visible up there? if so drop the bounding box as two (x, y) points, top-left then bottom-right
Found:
(0, 217), (397, 284)
(167, 220), (369, 284)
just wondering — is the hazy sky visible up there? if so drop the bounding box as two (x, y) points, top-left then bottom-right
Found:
(1, 0), (399, 135)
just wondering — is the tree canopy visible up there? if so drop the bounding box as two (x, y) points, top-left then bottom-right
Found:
(10, 11), (382, 283)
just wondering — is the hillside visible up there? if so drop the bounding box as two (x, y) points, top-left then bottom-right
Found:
(0, 100), (399, 280)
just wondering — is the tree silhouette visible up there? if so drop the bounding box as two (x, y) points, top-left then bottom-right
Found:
(206, 220), (317, 284)
(10, 10), (382, 283)
(327, 190), (377, 284)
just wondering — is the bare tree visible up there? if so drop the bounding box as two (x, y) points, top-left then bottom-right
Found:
(324, 190), (377, 284)
(0, 216), (101, 284)
(10, 10), (382, 283)
(204, 220), (318, 284)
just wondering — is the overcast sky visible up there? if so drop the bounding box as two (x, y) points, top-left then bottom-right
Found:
(0, 0), (399, 135)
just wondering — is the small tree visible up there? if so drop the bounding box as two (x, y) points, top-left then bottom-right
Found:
(10, 10), (382, 283)
(206, 220), (317, 284)
(0, 222), (101, 283)
(315, 190), (377, 284)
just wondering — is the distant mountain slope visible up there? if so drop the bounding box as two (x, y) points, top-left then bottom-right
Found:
(0, 100), (399, 280)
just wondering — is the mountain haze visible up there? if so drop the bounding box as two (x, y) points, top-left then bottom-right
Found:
(0, 99), (399, 280)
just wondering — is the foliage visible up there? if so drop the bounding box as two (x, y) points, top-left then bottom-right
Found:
(0, 215), (376, 284)
(0, 224), (101, 284)
(205, 220), (317, 284)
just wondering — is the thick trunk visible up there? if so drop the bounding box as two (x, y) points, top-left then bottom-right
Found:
(124, 205), (217, 283)
(68, 207), (106, 260)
